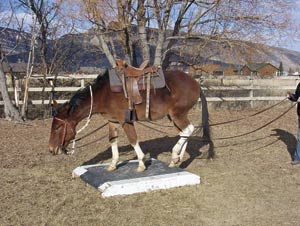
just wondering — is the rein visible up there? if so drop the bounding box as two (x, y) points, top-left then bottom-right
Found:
(137, 97), (293, 142)
(210, 97), (288, 127)
(54, 85), (97, 155)
(69, 85), (93, 154)
(215, 102), (296, 140)
(53, 117), (75, 147)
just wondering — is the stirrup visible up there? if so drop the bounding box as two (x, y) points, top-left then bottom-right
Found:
(125, 109), (137, 123)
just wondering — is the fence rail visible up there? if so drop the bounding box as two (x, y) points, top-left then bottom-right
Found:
(1, 74), (299, 106)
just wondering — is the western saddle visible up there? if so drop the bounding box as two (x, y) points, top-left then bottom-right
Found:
(111, 59), (164, 122)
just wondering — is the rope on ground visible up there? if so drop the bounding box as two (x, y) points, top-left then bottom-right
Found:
(75, 134), (108, 149)
(210, 97), (288, 127)
(215, 103), (296, 140)
(136, 121), (170, 135)
(74, 122), (108, 142)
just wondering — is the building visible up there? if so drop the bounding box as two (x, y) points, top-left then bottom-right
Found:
(188, 64), (220, 76)
(240, 63), (279, 77)
(212, 64), (241, 76)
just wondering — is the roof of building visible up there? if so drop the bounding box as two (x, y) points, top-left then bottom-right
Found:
(2, 62), (28, 73)
(245, 63), (278, 72)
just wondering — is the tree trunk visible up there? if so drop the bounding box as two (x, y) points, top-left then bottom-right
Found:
(137, 0), (150, 63)
(0, 63), (22, 121)
(22, 11), (37, 119)
(162, 1), (192, 69)
(153, 0), (172, 66)
(98, 32), (117, 68)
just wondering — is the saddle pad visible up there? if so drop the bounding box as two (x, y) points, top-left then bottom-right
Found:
(109, 68), (166, 92)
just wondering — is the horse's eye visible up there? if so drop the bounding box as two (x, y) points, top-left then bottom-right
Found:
(54, 124), (63, 131)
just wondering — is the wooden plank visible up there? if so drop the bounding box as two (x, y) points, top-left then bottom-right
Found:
(206, 96), (286, 102)
(201, 86), (296, 90)
(7, 87), (81, 92)
(0, 97), (287, 105)
(6, 86), (296, 92)
(31, 74), (99, 79)
(0, 100), (68, 105)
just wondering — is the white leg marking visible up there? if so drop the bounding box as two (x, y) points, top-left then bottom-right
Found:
(107, 140), (119, 171)
(169, 124), (194, 167)
(132, 142), (146, 172)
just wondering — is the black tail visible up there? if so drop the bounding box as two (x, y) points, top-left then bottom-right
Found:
(200, 88), (214, 159)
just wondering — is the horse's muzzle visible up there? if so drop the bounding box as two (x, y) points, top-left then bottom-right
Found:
(49, 145), (64, 155)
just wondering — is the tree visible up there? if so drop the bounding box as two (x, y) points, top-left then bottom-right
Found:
(81, 0), (294, 69)
(279, 61), (284, 76)
(0, 0), (82, 119)
(16, 0), (63, 118)
(16, 0), (80, 118)
(0, 1), (23, 121)
(0, 46), (23, 121)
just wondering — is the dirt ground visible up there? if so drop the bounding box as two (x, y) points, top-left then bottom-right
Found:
(1, 103), (300, 226)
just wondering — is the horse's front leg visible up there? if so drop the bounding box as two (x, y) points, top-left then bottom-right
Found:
(123, 122), (146, 172)
(107, 122), (119, 172)
(169, 124), (195, 167)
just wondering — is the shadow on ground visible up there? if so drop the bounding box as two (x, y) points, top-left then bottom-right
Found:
(81, 135), (209, 169)
(271, 128), (296, 160)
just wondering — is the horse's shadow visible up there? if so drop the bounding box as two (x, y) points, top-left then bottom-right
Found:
(271, 129), (297, 160)
(81, 135), (209, 169)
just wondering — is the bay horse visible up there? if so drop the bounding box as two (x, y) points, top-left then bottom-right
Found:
(48, 64), (214, 172)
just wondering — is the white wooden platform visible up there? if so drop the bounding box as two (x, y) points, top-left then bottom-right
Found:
(72, 159), (200, 198)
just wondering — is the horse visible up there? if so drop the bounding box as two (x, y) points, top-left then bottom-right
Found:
(48, 64), (214, 172)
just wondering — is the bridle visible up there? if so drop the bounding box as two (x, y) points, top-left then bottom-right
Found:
(52, 85), (94, 154)
(53, 117), (76, 148)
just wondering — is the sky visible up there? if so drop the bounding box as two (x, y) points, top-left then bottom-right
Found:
(275, 0), (300, 52)
(1, 0), (300, 52)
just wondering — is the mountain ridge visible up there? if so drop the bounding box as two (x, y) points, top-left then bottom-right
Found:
(1, 27), (299, 73)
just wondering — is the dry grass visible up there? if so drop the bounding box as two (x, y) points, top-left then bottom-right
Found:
(1, 103), (300, 226)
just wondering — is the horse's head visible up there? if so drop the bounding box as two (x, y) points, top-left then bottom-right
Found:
(48, 100), (77, 155)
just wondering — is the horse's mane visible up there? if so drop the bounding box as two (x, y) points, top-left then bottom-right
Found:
(54, 70), (109, 116)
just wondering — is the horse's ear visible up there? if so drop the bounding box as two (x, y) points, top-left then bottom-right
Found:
(115, 59), (121, 67)
(52, 100), (58, 110)
(116, 59), (127, 68)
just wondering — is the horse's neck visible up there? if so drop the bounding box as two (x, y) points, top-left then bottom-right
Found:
(71, 85), (104, 125)
(71, 98), (94, 126)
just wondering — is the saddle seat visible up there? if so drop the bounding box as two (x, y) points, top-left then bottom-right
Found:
(109, 59), (165, 122)
(116, 59), (157, 78)
(116, 59), (158, 105)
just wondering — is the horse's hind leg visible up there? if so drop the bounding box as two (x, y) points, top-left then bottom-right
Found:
(123, 122), (146, 172)
(169, 112), (194, 167)
(107, 122), (119, 172)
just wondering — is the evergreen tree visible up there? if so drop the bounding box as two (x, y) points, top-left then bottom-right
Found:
(279, 62), (284, 76)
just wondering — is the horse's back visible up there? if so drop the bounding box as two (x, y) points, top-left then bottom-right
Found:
(164, 70), (200, 103)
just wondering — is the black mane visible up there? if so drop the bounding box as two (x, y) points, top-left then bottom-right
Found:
(54, 70), (109, 116)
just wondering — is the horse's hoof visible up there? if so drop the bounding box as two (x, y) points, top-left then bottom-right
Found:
(136, 165), (146, 172)
(106, 165), (117, 172)
(169, 158), (180, 168)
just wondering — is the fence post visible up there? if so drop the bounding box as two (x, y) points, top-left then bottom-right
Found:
(81, 79), (84, 88)
(14, 79), (20, 107)
(250, 77), (254, 108)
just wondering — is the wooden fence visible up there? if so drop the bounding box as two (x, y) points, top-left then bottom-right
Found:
(1, 74), (299, 107)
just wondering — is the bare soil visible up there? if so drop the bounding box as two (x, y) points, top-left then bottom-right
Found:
(1, 103), (300, 226)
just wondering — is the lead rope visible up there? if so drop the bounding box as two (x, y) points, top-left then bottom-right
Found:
(68, 85), (93, 155)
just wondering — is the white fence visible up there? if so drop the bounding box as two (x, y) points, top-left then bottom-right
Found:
(1, 74), (299, 106)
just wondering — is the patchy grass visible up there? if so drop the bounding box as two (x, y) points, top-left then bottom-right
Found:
(1, 104), (299, 226)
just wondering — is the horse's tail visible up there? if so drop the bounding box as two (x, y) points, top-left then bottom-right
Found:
(200, 88), (215, 159)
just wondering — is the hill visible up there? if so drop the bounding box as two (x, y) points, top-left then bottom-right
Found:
(1, 27), (299, 72)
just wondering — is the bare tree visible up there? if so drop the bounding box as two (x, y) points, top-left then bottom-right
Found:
(0, 47), (23, 121)
(15, 0), (82, 118)
(16, 0), (65, 118)
(0, 1), (23, 121)
(21, 10), (37, 118)
(82, 0), (295, 69)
